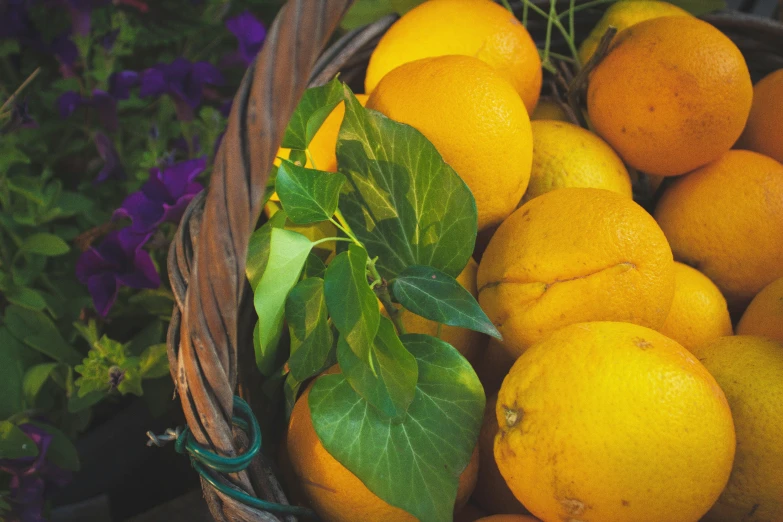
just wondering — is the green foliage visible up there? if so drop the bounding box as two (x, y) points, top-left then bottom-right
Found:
(0, 422), (38, 459)
(276, 161), (346, 225)
(281, 78), (344, 150)
(285, 278), (334, 382)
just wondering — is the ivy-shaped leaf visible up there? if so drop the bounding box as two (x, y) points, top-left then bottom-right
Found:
(392, 265), (501, 339)
(253, 228), (313, 374)
(337, 316), (418, 420)
(282, 78), (344, 150)
(276, 160), (346, 225)
(337, 88), (477, 280)
(286, 278), (334, 382)
(310, 334), (485, 522)
(324, 244), (380, 371)
(246, 209), (288, 289)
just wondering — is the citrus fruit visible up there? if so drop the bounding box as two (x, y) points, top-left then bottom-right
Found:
(455, 502), (488, 522)
(286, 376), (479, 521)
(474, 338), (518, 397)
(587, 16), (753, 176)
(654, 150), (783, 308)
(522, 120), (632, 203)
(364, 0), (542, 112)
(475, 516), (541, 522)
(386, 258), (487, 363)
(530, 99), (569, 122)
(690, 336), (783, 522)
(474, 394), (529, 516)
(477, 188), (675, 356)
(658, 262), (732, 351)
(495, 322), (736, 522)
(578, 0), (690, 64)
(736, 68), (783, 164)
(736, 277), (783, 343)
(367, 55), (533, 230)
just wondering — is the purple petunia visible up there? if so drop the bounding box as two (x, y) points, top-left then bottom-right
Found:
(114, 157), (206, 233)
(57, 89), (118, 131)
(0, 423), (72, 522)
(62, 0), (110, 37)
(94, 132), (125, 183)
(108, 70), (139, 100)
(224, 10), (266, 67)
(76, 229), (160, 316)
(139, 58), (224, 121)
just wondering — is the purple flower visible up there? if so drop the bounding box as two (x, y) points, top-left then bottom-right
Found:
(114, 157), (206, 233)
(57, 89), (118, 131)
(100, 28), (119, 50)
(61, 0), (110, 37)
(139, 58), (224, 120)
(94, 132), (125, 183)
(224, 10), (266, 67)
(0, 423), (72, 522)
(0, 0), (37, 42)
(108, 70), (139, 100)
(50, 33), (79, 78)
(76, 229), (160, 316)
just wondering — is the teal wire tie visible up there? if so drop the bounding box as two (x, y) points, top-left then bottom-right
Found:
(147, 396), (318, 519)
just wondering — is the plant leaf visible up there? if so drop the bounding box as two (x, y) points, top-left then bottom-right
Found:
(5, 286), (47, 311)
(253, 228), (313, 374)
(127, 321), (163, 356)
(0, 421), (38, 459)
(303, 252), (327, 279)
(340, 0), (395, 30)
(310, 334), (485, 522)
(28, 422), (80, 471)
(284, 372), (302, 421)
(4, 306), (82, 366)
(285, 278), (334, 382)
(324, 244), (379, 371)
(246, 209), (288, 289)
(276, 160), (346, 225)
(282, 78), (344, 150)
(139, 344), (169, 379)
(19, 233), (70, 257)
(67, 390), (104, 413)
(337, 316), (417, 419)
(0, 330), (25, 419)
(23, 363), (60, 409)
(392, 265), (500, 338)
(337, 88), (477, 280)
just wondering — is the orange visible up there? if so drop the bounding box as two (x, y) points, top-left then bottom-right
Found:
(367, 55), (533, 230)
(364, 0), (542, 112)
(523, 120), (632, 203)
(473, 394), (530, 516)
(477, 188), (675, 356)
(658, 262), (733, 351)
(690, 336), (783, 522)
(578, 0), (691, 64)
(654, 150), (783, 308)
(736, 276), (783, 343)
(475, 516), (541, 522)
(286, 376), (479, 521)
(496, 322), (736, 522)
(587, 16), (753, 176)
(736, 68), (783, 164)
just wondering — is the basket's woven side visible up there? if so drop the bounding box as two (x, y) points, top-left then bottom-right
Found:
(167, 1), (352, 520)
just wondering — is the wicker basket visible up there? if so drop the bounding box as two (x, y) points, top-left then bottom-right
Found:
(165, 2), (783, 521)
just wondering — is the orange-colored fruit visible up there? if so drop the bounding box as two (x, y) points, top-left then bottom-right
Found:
(475, 516), (541, 522)
(286, 377), (479, 521)
(737, 276), (783, 343)
(477, 188), (675, 356)
(578, 0), (691, 64)
(736, 68), (783, 164)
(474, 394), (530, 516)
(587, 16), (753, 176)
(658, 262), (733, 351)
(690, 336), (783, 522)
(654, 150), (783, 308)
(364, 0), (542, 112)
(367, 55), (533, 230)
(530, 99), (569, 122)
(523, 120), (632, 203)
(496, 322), (736, 522)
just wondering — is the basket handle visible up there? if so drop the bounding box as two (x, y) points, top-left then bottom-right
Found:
(166, 2), (353, 520)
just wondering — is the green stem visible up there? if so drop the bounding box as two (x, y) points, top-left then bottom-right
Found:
(0, 67), (41, 113)
(311, 236), (354, 248)
(331, 209), (361, 246)
(524, 0), (581, 65)
(499, 0), (513, 11)
(569, 0), (576, 43)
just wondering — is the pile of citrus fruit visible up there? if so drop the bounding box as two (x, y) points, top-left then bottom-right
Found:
(278, 1), (783, 520)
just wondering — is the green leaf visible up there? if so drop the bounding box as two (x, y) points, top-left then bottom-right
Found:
(23, 363), (59, 408)
(73, 319), (100, 346)
(282, 78), (344, 150)
(392, 265), (500, 339)
(337, 316), (417, 419)
(5, 286), (47, 311)
(284, 372), (302, 421)
(253, 228), (313, 374)
(0, 330), (25, 420)
(28, 422), (80, 471)
(667, 0), (725, 15)
(390, 0), (425, 13)
(340, 0), (395, 29)
(276, 160), (346, 225)
(139, 344), (169, 379)
(288, 148), (308, 166)
(0, 40), (20, 57)
(74, 335), (142, 397)
(0, 421), (38, 459)
(286, 278), (334, 382)
(127, 321), (163, 356)
(4, 306), (82, 366)
(67, 390), (104, 413)
(19, 233), (70, 256)
(337, 88), (477, 280)
(324, 244), (379, 371)
(303, 252), (327, 279)
(310, 334), (485, 522)
(246, 209), (288, 289)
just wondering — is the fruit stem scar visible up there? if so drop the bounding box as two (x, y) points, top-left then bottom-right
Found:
(504, 406), (522, 428)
